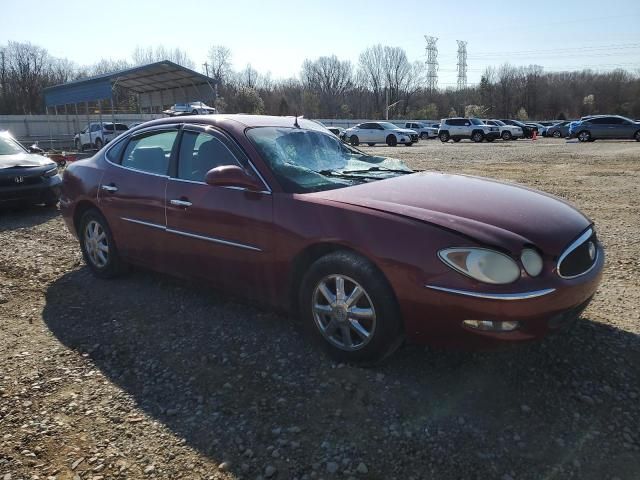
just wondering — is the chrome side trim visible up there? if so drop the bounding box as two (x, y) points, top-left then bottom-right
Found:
(166, 228), (261, 251)
(120, 217), (261, 252)
(425, 285), (556, 300)
(557, 227), (597, 279)
(121, 217), (165, 230)
(169, 177), (271, 194)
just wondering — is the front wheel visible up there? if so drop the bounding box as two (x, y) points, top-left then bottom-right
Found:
(472, 132), (484, 143)
(439, 132), (450, 142)
(386, 135), (397, 147)
(300, 251), (403, 364)
(420, 132), (428, 140)
(552, 130), (562, 138)
(577, 130), (591, 142)
(79, 209), (126, 279)
(349, 135), (360, 146)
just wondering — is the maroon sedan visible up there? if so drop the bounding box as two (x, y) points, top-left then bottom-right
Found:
(60, 115), (604, 363)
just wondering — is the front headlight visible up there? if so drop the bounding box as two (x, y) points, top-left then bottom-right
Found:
(43, 166), (58, 178)
(438, 248), (520, 284)
(520, 248), (543, 276)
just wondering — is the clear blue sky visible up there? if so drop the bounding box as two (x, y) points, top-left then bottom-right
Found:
(2, 0), (639, 86)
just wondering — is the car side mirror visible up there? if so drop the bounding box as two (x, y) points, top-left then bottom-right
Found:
(205, 165), (263, 191)
(28, 144), (45, 154)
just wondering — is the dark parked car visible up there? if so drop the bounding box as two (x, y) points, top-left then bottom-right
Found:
(60, 115), (604, 363)
(0, 131), (62, 208)
(570, 115), (640, 142)
(500, 119), (534, 138)
(546, 121), (572, 138)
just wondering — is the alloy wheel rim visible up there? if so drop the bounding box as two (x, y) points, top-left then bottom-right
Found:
(84, 220), (109, 268)
(312, 274), (376, 351)
(579, 132), (589, 141)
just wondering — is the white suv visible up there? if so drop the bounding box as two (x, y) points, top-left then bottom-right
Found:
(438, 118), (500, 143)
(483, 119), (523, 140)
(344, 122), (418, 147)
(404, 122), (438, 139)
(74, 122), (129, 151)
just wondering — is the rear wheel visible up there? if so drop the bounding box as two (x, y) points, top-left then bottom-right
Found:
(386, 135), (397, 147)
(79, 209), (126, 279)
(501, 131), (512, 140)
(300, 251), (403, 364)
(420, 132), (428, 140)
(191, 109), (199, 115)
(439, 132), (450, 142)
(472, 131), (484, 143)
(349, 135), (360, 146)
(552, 130), (562, 138)
(577, 130), (591, 142)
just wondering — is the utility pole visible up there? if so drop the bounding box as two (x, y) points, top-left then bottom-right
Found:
(424, 36), (439, 92)
(456, 40), (468, 91)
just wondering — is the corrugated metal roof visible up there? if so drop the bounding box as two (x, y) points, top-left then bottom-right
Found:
(43, 60), (215, 106)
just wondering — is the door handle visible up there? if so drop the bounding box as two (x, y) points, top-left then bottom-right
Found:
(101, 184), (118, 193)
(170, 199), (192, 208)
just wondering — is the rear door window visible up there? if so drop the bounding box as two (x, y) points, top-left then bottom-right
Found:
(120, 130), (178, 175)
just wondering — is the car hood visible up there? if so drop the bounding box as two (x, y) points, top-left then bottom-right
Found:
(308, 172), (590, 254)
(0, 153), (55, 169)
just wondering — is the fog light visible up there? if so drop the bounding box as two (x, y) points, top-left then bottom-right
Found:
(463, 320), (520, 332)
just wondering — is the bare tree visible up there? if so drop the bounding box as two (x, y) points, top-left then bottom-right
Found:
(132, 46), (195, 69)
(207, 45), (232, 84)
(301, 55), (353, 117)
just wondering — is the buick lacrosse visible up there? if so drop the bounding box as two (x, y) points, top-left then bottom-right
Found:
(61, 115), (604, 363)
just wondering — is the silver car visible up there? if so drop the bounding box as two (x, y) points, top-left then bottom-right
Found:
(572, 115), (640, 142)
(546, 121), (572, 138)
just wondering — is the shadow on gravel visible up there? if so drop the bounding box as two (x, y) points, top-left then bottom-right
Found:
(43, 267), (640, 479)
(0, 204), (60, 231)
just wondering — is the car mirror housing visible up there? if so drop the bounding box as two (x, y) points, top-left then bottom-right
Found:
(205, 165), (263, 191)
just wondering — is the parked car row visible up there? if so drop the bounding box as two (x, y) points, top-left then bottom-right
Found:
(343, 122), (419, 147)
(568, 115), (640, 142)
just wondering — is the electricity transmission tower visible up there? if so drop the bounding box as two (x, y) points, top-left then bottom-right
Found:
(424, 35), (439, 92)
(456, 40), (468, 90)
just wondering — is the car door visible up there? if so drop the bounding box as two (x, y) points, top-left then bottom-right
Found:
(164, 125), (274, 299)
(355, 123), (370, 142)
(98, 126), (179, 268)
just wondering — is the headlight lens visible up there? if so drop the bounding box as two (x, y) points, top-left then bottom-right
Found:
(43, 166), (58, 177)
(438, 248), (521, 284)
(520, 248), (543, 277)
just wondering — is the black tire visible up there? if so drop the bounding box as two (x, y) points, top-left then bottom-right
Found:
(386, 135), (397, 147)
(299, 251), (403, 364)
(79, 209), (126, 279)
(420, 132), (428, 140)
(472, 131), (484, 143)
(501, 131), (512, 141)
(191, 110), (198, 115)
(367, 143), (375, 146)
(453, 138), (461, 143)
(405, 142), (413, 147)
(75, 139), (83, 152)
(349, 135), (360, 146)
(94, 138), (103, 150)
(552, 130), (562, 138)
(577, 130), (591, 142)
(439, 132), (450, 142)
(634, 130), (640, 142)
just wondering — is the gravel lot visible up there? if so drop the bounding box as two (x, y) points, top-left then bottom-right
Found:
(1, 138), (639, 480)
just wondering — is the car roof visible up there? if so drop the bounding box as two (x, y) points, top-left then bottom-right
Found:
(130, 114), (328, 132)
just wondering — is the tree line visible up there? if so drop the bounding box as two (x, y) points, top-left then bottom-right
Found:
(1, 40), (639, 120)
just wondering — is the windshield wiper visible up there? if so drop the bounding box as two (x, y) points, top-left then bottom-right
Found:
(338, 166), (414, 174)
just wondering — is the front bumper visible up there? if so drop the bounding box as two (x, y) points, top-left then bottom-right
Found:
(400, 246), (604, 348)
(0, 175), (61, 205)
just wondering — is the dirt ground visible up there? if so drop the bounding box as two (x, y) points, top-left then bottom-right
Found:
(1, 137), (639, 480)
